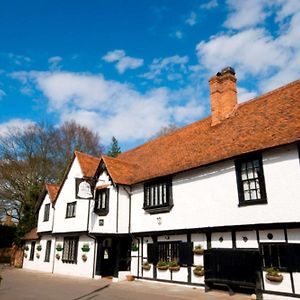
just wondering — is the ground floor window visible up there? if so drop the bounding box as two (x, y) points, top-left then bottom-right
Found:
(62, 237), (79, 264)
(44, 240), (51, 262)
(29, 241), (36, 261)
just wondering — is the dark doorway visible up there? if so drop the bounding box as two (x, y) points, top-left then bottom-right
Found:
(95, 236), (131, 277)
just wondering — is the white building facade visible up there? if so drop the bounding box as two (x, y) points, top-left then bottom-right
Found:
(23, 68), (300, 299)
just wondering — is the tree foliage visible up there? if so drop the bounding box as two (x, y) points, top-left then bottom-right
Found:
(0, 121), (102, 238)
(151, 123), (178, 139)
(106, 136), (121, 158)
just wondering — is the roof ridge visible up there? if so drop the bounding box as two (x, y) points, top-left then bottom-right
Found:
(75, 150), (100, 160)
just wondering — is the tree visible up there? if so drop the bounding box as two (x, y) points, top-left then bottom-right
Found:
(151, 123), (178, 139)
(0, 121), (102, 239)
(106, 136), (121, 158)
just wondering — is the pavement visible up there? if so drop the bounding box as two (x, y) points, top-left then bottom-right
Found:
(0, 265), (253, 300)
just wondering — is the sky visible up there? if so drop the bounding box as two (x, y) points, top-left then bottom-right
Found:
(0, 0), (300, 151)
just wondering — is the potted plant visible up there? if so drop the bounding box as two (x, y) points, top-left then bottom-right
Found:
(55, 253), (60, 260)
(36, 253), (40, 259)
(156, 260), (169, 270)
(142, 261), (151, 271)
(56, 243), (63, 252)
(82, 254), (88, 262)
(24, 245), (29, 251)
(193, 265), (205, 276)
(168, 260), (180, 271)
(131, 244), (138, 252)
(81, 244), (90, 252)
(36, 245), (42, 251)
(265, 267), (283, 283)
(126, 274), (135, 281)
(193, 244), (204, 255)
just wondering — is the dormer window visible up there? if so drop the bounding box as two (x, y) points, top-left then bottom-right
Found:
(143, 177), (173, 214)
(43, 203), (50, 222)
(94, 188), (109, 216)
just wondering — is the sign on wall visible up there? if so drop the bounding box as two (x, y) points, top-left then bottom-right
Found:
(75, 178), (94, 199)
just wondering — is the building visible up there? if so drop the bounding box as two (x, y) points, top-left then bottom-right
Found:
(23, 68), (300, 299)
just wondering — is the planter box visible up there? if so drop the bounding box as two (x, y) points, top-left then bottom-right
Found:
(193, 269), (205, 277)
(266, 274), (283, 283)
(193, 248), (204, 255)
(169, 266), (180, 272)
(157, 265), (169, 271)
(142, 265), (151, 271)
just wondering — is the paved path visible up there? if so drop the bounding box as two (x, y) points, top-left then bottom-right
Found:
(0, 266), (252, 300)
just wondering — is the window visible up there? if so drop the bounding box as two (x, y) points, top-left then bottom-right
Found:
(62, 236), (78, 264)
(29, 241), (36, 261)
(235, 154), (267, 206)
(44, 240), (51, 262)
(66, 202), (76, 218)
(43, 203), (50, 222)
(144, 178), (173, 213)
(94, 188), (109, 216)
(147, 241), (193, 266)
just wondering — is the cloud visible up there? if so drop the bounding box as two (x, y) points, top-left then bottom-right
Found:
(48, 56), (63, 70)
(200, 0), (218, 10)
(102, 50), (144, 74)
(0, 118), (35, 137)
(237, 87), (257, 103)
(142, 55), (189, 82)
(174, 30), (183, 39)
(8, 53), (31, 66)
(185, 12), (197, 26)
(0, 89), (6, 99)
(11, 71), (205, 144)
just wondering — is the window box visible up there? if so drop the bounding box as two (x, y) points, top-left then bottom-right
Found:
(193, 265), (205, 277)
(265, 267), (283, 283)
(168, 261), (180, 271)
(142, 261), (151, 271)
(193, 244), (204, 255)
(156, 261), (169, 270)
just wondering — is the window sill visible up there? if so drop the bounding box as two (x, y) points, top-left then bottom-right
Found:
(65, 216), (76, 219)
(143, 204), (173, 214)
(238, 199), (267, 207)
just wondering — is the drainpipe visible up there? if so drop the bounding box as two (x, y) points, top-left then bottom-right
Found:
(51, 205), (56, 274)
(122, 186), (132, 234)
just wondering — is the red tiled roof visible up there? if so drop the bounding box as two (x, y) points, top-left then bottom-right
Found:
(45, 183), (60, 203)
(75, 151), (101, 177)
(110, 78), (300, 184)
(22, 227), (39, 240)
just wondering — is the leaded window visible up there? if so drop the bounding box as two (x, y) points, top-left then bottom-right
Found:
(43, 203), (50, 222)
(66, 202), (76, 218)
(62, 237), (78, 264)
(94, 188), (109, 216)
(144, 178), (173, 213)
(235, 154), (267, 206)
(44, 240), (51, 262)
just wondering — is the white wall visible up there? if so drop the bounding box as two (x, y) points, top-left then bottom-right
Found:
(52, 157), (89, 233)
(53, 235), (95, 278)
(130, 145), (300, 233)
(23, 235), (55, 273)
(37, 194), (54, 233)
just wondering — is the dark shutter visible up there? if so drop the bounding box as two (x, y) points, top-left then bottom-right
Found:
(179, 242), (193, 266)
(147, 243), (157, 264)
(288, 244), (300, 272)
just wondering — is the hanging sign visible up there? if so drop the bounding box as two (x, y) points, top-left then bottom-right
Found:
(76, 178), (94, 199)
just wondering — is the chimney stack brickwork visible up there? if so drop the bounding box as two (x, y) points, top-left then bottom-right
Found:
(209, 67), (238, 126)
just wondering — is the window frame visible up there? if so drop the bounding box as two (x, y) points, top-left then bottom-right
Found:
(94, 188), (109, 216)
(62, 236), (78, 264)
(143, 177), (173, 214)
(44, 240), (51, 262)
(43, 203), (50, 222)
(235, 154), (267, 207)
(65, 202), (77, 218)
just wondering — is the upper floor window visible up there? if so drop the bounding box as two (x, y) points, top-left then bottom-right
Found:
(235, 154), (267, 206)
(43, 203), (50, 222)
(94, 188), (109, 216)
(66, 202), (76, 218)
(144, 178), (173, 214)
(62, 236), (78, 264)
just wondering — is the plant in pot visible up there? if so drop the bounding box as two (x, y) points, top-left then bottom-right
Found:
(36, 253), (40, 259)
(265, 267), (283, 283)
(131, 244), (138, 252)
(142, 261), (151, 271)
(156, 260), (169, 270)
(81, 243), (90, 252)
(55, 253), (60, 260)
(193, 244), (204, 255)
(24, 245), (29, 251)
(193, 265), (205, 276)
(82, 254), (88, 262)
(56, 243), (63, 252)
(168, 260), (180, 271)
(36, 245), (42, 251)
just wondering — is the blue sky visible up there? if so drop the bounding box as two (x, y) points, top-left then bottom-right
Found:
(0, 0), (300, 151)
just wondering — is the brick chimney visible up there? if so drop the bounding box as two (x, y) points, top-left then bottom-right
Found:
(209, 67), (237, 126)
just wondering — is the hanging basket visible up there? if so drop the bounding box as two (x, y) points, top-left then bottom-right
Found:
(169, 265), (180, 272)
(142, 264), (151, 271)
(193, 248), (204, 255)
(157, 265), (169, 271)
(266, 274), (283, 283)
(193, 266), (205, 277)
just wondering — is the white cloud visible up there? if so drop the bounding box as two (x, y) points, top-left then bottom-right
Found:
(102, 49), (143, 74)
(12, 71), (205, 144)
(0, 118), (35, 137)
(200, 0), (218, 10)
(185, 12), (197, 26)
(0, 89), (5, 99)
(174, 30), (183, 39)
(142, 55), (189, 82)
(48, 56), (63, 70)
(8, 53), (31, 66)
(224, 0), (269, 29)
(237, 87), (257, 103)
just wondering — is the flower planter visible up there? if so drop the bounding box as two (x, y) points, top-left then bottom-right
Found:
(193, 248), (204, 255)
(36, 253), (40, 259)
(266, 274), (283, 283)
(193, 266), (205, 277)
(56, 253), (60, 260)
(81, 247), (90, 252)
(82, 254), (88, 262)
(157, 265), (169, 271)
(126, 275), (135, 281)
(169, 265), (180, 272)
(142, 264), (151, 271)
